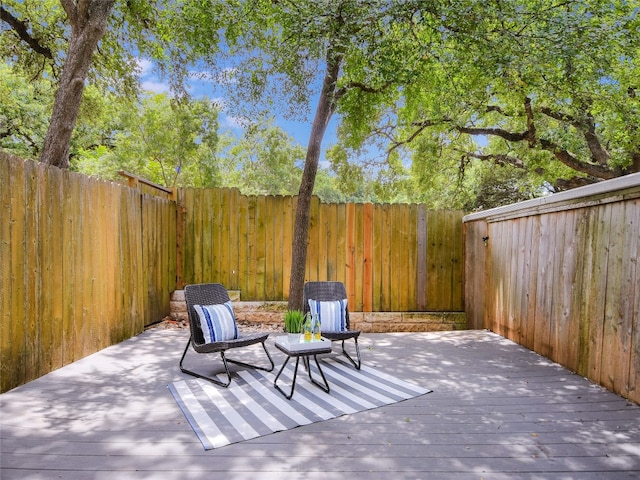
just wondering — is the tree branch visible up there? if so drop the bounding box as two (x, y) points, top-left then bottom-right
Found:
(60, 0), (78, 26)
(385, 94), (629, 182)
(456, 125), (530, 143)
(0, 6), (53, 59)
(460, 113), (619, 179)
(632, 152), (640, 173)
(1, 125), (40, 157)
(385, 119), (441, 156)
(540, 106), (610, 165)
(462, 151), (526, 169)
(554, 176), (600, 190)
(539, 138), (619, 179)
(334, 80), (393, 103)
(523, 97), (536, 147)
(485, 105), (508, 115)
(456, 98), (536, 144)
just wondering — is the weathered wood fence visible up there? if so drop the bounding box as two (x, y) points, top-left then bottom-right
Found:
(464, 173), (640, 404)
(1, 155), (463, 392)
(1, 154), (176, 392)
(177, 189), (464, 312)
(6, 150), (638, 404)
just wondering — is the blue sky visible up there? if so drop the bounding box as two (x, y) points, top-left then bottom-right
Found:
(137, 59), (493, 174)
(138, 59), (339, 165)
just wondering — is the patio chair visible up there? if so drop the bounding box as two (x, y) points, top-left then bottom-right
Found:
(303, 281), (361, 369)
(180, 283), (274, 387)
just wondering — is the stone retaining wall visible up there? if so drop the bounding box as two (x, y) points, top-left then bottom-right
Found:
(170, 290), (466, 333)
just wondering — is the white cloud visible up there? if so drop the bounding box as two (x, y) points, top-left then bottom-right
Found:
(136, 58), (153, 76)
(141, 80), (170, 94)
(136, 57), (169, 93)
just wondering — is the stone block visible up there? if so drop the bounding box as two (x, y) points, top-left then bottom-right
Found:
(355, 311), (466, 333)
(171, 290), (185, 301)
(168, 290), (466, 333)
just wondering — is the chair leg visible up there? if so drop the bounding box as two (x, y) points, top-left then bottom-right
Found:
(226, 341), (275, 372)
(179, 336), (274, 388)
(341, 338), (361, 370)
(179, 335), (233, 387)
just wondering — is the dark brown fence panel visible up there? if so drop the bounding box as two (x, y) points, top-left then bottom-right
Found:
(177, 188), (464, 312)
(464, 173), (640, 404)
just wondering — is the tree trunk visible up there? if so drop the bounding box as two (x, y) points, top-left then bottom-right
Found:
(40, 0), (115, 168)
(287, 54), (342, 310)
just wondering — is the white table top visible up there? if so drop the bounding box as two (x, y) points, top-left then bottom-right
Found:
(274, 335), (332, 355)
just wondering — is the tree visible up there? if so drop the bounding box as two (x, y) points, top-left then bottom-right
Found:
(39, 0), (116, 167)
(340, 0), (640, 191)
(0, 64), (51, 158)
(1, 0), (117, 167)
(172, 0), (430, 308)
(1, 0), (191, 168)
(7, 0), (635, 306)
(222, 121), (306, 195)
(462, 162), (541, 212)
(73, 93), (220, 187)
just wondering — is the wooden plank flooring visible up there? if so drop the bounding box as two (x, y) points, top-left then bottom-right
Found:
(1, 329), (639, 479)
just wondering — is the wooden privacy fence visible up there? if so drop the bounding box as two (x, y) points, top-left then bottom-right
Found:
(464, 173), (640, 404)
(1, 155), (463, 392)
(3, 152), (639, 405)
(176, 188), (464, 312)
(0, 154), (176, 392)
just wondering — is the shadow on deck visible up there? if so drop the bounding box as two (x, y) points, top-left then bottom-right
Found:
(1, 329), (639, 479)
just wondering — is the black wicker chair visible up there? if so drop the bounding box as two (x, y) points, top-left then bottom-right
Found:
(303, 281), (361, 369)
(180, 283), (274, 387)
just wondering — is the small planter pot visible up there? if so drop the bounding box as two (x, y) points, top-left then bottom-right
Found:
(287, 332), (301, 343)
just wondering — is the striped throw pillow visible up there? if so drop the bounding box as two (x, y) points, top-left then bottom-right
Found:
(308, 299), (348, 333)
(193, 302), (239, 343)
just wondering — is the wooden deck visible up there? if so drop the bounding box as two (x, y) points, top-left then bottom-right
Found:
(1, 329), (639, 479)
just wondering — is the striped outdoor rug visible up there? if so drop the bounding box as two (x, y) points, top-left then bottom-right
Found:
(168, 358), (431, 450)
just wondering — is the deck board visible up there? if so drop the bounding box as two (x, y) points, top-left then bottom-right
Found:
(1, 329), (639, 479)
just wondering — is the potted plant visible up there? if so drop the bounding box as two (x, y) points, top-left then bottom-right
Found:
(284, 310), (305, 341)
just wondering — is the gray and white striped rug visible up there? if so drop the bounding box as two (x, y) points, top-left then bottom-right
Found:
(168, 358), (431, 450)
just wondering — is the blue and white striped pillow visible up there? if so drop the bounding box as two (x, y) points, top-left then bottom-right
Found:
(193, 302), (239, 343)
(308, 299), (348, 333)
